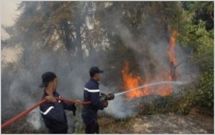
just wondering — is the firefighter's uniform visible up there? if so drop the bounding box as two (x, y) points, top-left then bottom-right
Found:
(82, 79), (105, 133)
(40, 92), (76, 133)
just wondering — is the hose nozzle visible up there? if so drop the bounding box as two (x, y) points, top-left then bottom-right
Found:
(100, 93), (115, 101)
(106, 93), (115, 100)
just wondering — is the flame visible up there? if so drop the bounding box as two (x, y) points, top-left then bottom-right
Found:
(121, 62), (173, 99)
(168, 30), (178, 81)
(121, 30), (178, 99)
(121, 62), (150, 99)
(167, 30), (178, 65)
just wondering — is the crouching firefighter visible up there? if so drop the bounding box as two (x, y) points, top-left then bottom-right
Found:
(82, 67), (114, 134)
(39, 72), (76, 133)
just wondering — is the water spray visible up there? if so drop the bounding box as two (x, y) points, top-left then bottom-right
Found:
(114, 81), (187, 97)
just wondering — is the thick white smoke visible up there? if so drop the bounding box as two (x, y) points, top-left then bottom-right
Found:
(105, 96), (136, 118)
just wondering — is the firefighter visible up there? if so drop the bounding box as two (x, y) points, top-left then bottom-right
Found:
(82, 66), (108, 134)
(39, 72), (76, 133)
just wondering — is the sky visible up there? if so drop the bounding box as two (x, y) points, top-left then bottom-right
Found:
(1, 0), (21, 40)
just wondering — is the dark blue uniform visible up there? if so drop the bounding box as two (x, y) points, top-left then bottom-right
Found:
(82, 79), (104, 133)
(40, 92), (76, 133)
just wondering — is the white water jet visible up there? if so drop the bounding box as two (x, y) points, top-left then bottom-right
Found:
(114, 81), (187, 96)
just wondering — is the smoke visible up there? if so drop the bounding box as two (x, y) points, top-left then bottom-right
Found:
(105, 96), (136, 118)
(1, 1), (199, 132)
(101, 5), (198, 118)
(27, 109), (42, 130)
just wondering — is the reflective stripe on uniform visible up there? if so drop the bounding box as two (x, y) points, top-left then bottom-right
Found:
(40, 106), (54, 115)
(84, 88), (100, 93)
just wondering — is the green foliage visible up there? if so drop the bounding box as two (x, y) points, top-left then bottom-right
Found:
(178, 1), (214, 112)
(195, 69), (214, 109)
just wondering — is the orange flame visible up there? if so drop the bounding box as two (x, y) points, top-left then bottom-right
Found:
(121, 62), (150, 99)
(168, 30), (178, 81)
(168, 30), (178, 65)
(121, 30), (178, 99)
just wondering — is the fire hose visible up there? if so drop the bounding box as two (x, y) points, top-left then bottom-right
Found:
(1, 94), (114, 129)
(1, 99), (47, 129)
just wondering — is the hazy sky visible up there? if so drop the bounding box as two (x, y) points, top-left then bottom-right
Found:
(1, 0), (21, 39)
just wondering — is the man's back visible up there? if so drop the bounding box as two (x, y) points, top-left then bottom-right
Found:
(40, 92), (68, 133)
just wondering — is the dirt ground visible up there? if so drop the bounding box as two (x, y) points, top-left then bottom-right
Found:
(98, 108), (214, 134)
(2, 108), (213, 134)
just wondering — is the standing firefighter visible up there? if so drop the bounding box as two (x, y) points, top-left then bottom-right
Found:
(39, 72), (76, 133)
(82, 67), (108, 133)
